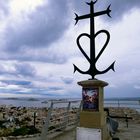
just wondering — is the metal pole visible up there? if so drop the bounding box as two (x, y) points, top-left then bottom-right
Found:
(41, 102), (53, 140)
(63, 101), (71, 130)
(33, 112), (36, 128)
(125, 114), (128, 128)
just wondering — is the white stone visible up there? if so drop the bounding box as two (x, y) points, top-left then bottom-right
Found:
(76, 127), (101, 140)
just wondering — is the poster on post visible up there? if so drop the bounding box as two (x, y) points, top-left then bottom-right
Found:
(82, 88), (99, 111)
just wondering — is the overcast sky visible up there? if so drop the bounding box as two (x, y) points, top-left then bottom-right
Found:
(0, 0), (140, 99)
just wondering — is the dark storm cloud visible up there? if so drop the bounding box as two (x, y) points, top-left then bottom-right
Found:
(3, 0), (140, 52)
(1, 0), (140, 64)
(4, 0), (70, 52)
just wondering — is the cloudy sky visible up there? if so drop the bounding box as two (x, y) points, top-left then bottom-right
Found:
(0, 0), (140, 99)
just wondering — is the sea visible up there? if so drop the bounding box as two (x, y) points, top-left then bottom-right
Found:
(0, 98), (81, 108)
(104, 98), (140, 112)
(0, 97), (140, 112)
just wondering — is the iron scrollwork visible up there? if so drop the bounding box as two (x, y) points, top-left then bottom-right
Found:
(73, 0), (115, 79)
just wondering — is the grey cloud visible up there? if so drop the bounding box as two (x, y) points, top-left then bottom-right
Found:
(22, 86), (64, 95)
(61, 77), (73, 84)
(47, 87), (63, 91)
(103, 0), (140, 20)
(0, 0), (10, 17)
(2, 0), (140, 65)
(0, 64), (15, 76)
(2, 48), (67, 64)
(15, 63), (36, 77)
(105, 84), (140, 98)
(1, 80), (32, 86)
(0, 88), (19, 94)
(0, 63), (36, 78)
(0, 46), (67, 64)
(72, 0), (140, 21)
(4, 0), (70, 52)
(1, 0), (71, 64)
(0, 64), (9, 75)
(3, 0), (140, 52)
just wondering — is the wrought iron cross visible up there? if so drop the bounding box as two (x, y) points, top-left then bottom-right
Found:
(73, 0), (115, 79)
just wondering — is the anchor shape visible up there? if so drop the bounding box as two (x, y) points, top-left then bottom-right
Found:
(73, 0), (115, 79)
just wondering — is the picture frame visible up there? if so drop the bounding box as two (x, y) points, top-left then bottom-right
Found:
(82, 88), (99, 111)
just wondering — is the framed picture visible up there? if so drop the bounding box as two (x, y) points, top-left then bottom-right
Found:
(82, 88), (99, 111)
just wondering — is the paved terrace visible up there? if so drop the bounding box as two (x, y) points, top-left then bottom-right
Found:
(20, 107), (140, 140)
(20, 120), (140, 140)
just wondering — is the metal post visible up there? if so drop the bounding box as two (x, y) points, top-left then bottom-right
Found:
(63, 101), (71, 130)
(41, 102), (53, 140)
(33, 112), (36, 128)
(118, 100), (120, 108)
(76, 101), (82, 125)
(125, 114), (128, 128)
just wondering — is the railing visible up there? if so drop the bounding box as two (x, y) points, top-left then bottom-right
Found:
(104, 99), (140, 111)
(40, 99), (140, 139)
(41, 100), (81, 140)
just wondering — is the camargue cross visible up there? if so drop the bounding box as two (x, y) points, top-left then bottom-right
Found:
(73, 0), (115, 79)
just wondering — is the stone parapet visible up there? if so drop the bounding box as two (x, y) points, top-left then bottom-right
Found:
(78, 79), (108, 88)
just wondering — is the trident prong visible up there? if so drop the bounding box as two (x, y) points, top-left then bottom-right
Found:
(74, 13), (79, 25)
(107, 4), (111, 17)
(73, 64), (89, 74)
(86, 0), (98, 5)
